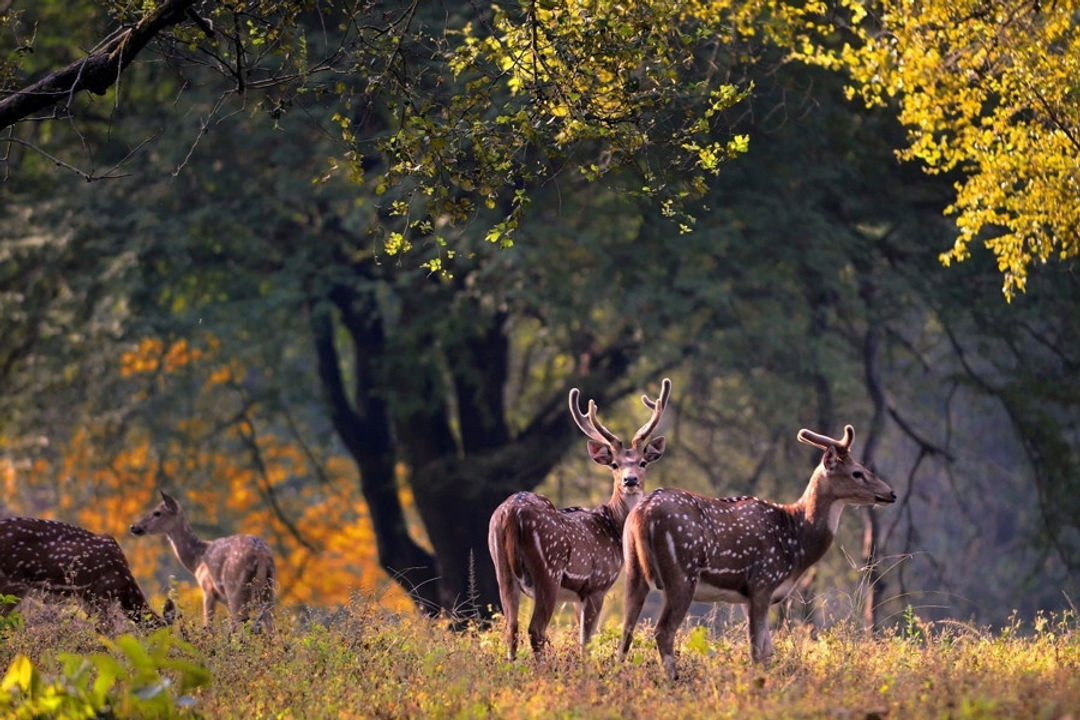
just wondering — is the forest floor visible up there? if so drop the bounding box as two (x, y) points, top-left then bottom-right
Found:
(2, 595), (1078, 719)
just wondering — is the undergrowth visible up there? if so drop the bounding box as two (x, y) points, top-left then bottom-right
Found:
(2, 597), (1078, 719)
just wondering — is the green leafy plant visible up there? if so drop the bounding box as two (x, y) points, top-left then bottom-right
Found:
(0, 628), (209, 719)
(901, 605), (924, 644)
(0, 594), (24, 635)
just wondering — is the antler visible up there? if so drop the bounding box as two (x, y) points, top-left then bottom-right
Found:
(632, 377), (672, 448)
(796, 424), (855, 453)
(568, 388), (623, 448)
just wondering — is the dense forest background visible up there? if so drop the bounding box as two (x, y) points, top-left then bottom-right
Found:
(2, 0), (1077, 630)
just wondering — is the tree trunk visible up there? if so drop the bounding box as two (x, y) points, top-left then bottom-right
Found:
(309, 281), (442, 614)
(313, 264), (639, 616)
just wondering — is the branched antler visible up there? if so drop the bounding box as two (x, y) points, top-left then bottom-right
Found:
(568, 388), (622, 448)
(633, 377), (671, 448)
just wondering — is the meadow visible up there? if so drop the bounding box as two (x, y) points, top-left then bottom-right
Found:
(2, 594), (1078, 720)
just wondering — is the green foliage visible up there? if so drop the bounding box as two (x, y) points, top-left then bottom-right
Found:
(0, 629), (208, 719)
(0, 595), (24, 636)
(900, 605), (923, 644)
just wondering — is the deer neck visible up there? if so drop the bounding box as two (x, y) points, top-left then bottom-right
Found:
(790, 471), (846, 547)
(165, 515), (210, 573)
(603, 488), (637, 532)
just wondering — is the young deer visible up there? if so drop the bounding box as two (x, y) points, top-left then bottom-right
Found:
(620, 424), (896, 680)
(130, 491), (276, 633)
(488, 378), (671, 660)
(0, 516), (175, 628)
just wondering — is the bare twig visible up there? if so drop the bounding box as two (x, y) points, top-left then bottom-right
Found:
(0, 135), (130, 181)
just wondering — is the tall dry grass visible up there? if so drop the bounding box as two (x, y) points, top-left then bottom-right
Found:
(3, 594), (1078, 719)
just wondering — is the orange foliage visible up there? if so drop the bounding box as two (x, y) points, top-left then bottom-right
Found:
(3, 333), (416, 616)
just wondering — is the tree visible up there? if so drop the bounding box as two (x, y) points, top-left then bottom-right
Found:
(1, 0), (755, 616)
(1, 60), (715, 615)
(4, 0), (1078, 628)
(660, 52), (1080, 626)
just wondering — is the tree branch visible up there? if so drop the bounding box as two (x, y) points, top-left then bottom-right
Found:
(0, 0), (199, 130)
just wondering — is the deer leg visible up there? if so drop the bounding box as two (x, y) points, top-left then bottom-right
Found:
(490, 533), (522, 661)
(201, 591), (217, 629)
(619, 554), (650, 661)
(654, 576), (696, 681)
(579, 592), (604, 654)
(196, 568), (218, 630)
(253, 560), (275, 634)
(747, 594), (773, 664)
(527, 576), (557, 655)
(252, 589), (274, 635)
(498, 581), (521, 661)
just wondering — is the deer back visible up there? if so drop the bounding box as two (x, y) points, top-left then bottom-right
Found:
(489, 492), (624, 598)
(201, 534), (276, 597)
(0, 517), (163, 625)
(627, 489), (833, 603)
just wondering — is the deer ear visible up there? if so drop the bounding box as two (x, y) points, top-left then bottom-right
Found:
(643, 436), (666, 463)
(587, 440), (613, 466)
(160, 491), (178, 511)
(822, 446), (841, 471)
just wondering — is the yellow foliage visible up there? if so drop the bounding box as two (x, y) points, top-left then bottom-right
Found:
(813, 0), (1080, 299)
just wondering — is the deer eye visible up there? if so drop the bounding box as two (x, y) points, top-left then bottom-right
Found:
(153, 511), (161, 517)
(609, 462), (619, 469)
(638, 460), (648, 468)
(852, 471), (865, 480)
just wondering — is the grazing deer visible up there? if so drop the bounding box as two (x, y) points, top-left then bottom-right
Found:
(0, 516), (175, 628)
(620, 424), (896, 679)
(130, 491), (276, 633)
(488, 378), (672, 660)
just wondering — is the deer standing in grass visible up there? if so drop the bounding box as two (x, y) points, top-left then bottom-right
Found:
(620, 424), (896, 679)
(0, 517), (175, 628)
(130, 491), (276, 633)
(488, 378), (671, 660)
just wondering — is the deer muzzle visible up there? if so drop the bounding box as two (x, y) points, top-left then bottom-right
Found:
(875, 491), (897, 504)
(129, 524), (145, 536)
(622, 475), (640, 488)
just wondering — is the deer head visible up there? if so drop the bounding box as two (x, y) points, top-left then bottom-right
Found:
(797, 424), (896, 509)
(129, 491), (183, 537)
(569, 377), (671, 511)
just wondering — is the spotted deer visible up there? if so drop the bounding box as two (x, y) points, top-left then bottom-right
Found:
(488, 378), (671, 660)
(0, 516), (175, 628)
(620, 424), (896, 679)
(130, 491), (276, 633)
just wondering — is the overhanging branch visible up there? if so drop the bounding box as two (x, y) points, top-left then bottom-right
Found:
(0, 0), (199, 130)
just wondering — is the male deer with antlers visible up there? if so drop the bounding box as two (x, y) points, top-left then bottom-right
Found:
(620, 424), (896, 679)
(488, 378), (671, 660)
(0, 517), (175, 628)
(130, 491), (276, 633)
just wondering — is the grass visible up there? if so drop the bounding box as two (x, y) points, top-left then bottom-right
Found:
(2, 596), (1079, 719)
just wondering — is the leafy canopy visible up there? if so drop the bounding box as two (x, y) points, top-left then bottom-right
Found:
(831, 0), (1080, 299)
